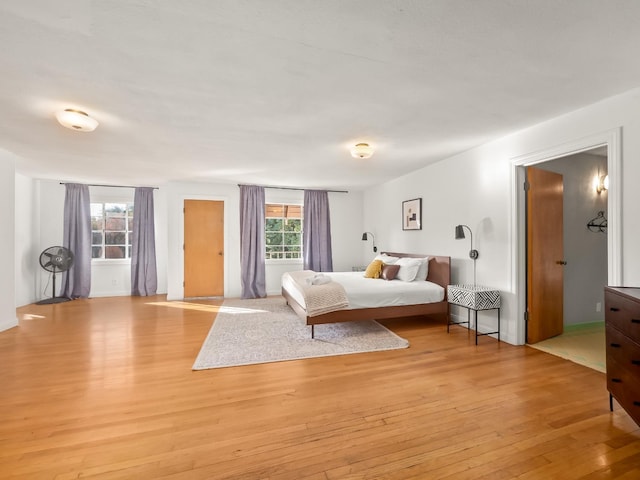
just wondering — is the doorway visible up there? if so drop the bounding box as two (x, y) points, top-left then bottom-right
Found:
(184, 200), (225, 298)
(511, 128), (621, 345)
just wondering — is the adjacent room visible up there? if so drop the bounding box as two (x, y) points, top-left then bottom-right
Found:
(2, 1), (640, 478)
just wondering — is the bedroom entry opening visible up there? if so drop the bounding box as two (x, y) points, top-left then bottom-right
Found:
(184, 200), (224, 298)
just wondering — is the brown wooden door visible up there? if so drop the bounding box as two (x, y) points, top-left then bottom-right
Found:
(527, 166), (564, 343)
(184, 200), (224, 298)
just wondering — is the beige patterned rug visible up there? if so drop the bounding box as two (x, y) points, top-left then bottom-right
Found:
(193, 296), (409, 370)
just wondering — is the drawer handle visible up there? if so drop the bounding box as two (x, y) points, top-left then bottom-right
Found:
(610, 307), (620, 312)
(611, 378), (622, 383)
(632, 360), (640, 366)
(634, 401), (640, 407)
(632, 319), (640, 324)
(610, 343), (621, 348)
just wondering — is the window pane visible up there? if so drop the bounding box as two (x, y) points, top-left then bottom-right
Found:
(106, 231), (126, 245)
(284, 219), (301, 232)
(92, 232), (103, 244)
(105, 218), (126, 230)
(105, 203), (126, 215)
(284, 233), (300, 246)
(90, 204), (103, 217)
(266, 232), (283, 246)
(128, 218), (134, 230)
(105, 246), (125, 259)
(266, 204), (284, 217)
(265, 218), (283, 231)
(92, 246), (103, 258)
(91, 217), (103, 230)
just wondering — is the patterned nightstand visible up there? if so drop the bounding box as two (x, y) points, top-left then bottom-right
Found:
(447, 284), (501, 344)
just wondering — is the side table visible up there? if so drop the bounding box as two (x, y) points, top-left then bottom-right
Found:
(447, 284), (501, 344)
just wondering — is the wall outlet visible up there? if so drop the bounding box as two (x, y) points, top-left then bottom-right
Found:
(596, 302), (602, 312)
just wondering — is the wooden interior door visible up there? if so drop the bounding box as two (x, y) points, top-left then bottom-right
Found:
(184, 200), (224, 298)
(527, 166), (564, 343)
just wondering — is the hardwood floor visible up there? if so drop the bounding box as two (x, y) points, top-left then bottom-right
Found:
(2, 296), (639, 479)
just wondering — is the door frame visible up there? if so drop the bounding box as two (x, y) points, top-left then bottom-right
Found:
(179, 194), (229, 299)
(510, 128), (622, 345)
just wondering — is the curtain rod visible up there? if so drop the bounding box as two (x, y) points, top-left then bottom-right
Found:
(237, 184), (348, 194)
(60, 182), (159, 190)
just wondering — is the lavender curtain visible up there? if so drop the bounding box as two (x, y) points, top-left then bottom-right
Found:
(131, 187), (158, 296)
(61, 183), (91, 299)
(240, 185), (266, 298)
(303, 190), (333, 272)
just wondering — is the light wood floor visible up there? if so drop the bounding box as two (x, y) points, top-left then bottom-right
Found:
(2, 296), (639, 479)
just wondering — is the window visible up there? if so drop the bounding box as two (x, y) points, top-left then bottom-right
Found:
(91, 202), (134, 259)
(265, 204), (303, 260)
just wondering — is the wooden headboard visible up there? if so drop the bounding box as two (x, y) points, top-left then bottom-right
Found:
(381, 252), (451, 292)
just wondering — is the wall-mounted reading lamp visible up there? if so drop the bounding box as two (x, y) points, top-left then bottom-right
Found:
(455, 224), (478, 285)
(362, 232), (377, 252)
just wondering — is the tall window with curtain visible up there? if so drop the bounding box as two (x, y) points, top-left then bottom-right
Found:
(131, 187), (158, 296)
(240, 185), (267, 298)
(61, 183), (92, 299)
(303, 190), (333, 272)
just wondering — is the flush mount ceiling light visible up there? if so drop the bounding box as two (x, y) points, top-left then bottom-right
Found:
(55, 109), (99, 132)
(350, 142), (374, 159)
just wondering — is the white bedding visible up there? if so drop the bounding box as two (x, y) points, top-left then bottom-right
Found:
(282, 271), (445, 310)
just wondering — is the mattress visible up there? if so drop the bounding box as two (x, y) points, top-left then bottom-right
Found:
(282, 271), (445, 310)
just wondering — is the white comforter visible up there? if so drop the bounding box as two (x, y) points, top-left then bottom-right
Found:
(282, 271), (444, 310)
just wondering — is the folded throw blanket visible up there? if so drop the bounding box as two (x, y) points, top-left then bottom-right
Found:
(286, 270), (349, 317)
(305, 273), (332, 286)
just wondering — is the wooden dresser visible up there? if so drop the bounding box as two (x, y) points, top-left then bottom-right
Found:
(605, 286), (640, 426)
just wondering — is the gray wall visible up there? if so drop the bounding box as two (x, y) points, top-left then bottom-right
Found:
(537, 152), (608, 325)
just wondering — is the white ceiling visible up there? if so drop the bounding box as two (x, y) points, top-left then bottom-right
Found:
(2, 1), (640, 190)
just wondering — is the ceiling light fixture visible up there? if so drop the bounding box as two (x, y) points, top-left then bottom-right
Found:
(55, 109), (99, 132)
(350, 142), (374, 159)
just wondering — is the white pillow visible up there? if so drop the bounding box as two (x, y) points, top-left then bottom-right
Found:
(414, 257), (429, 281)
(395, 257), (422, 282)
(374, 254), (400, 265)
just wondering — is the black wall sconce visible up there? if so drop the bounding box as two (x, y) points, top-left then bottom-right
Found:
(362, 231), (377, 252)
(455, 224), (478, 285)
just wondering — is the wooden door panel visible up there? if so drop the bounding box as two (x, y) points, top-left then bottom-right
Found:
(527, 166), (564, 343)
(184, 200), (224, 297)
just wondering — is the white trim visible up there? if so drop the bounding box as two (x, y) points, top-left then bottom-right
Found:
(509, 128), (622, 344)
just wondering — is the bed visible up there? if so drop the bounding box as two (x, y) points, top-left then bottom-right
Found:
(281, 252), (451, 337)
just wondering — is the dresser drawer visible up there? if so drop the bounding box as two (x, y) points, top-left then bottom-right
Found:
(605, 290), (640, 342)
(606, 325), (640, 372)
(607, 356), (640, 426)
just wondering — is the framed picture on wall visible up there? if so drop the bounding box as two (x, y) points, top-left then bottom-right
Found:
(402, 198), (422, 230)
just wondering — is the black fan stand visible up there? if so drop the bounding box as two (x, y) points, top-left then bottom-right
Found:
(36, 266), (72, 305)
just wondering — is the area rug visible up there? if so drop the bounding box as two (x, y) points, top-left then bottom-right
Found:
(528, 321), (605, 373)
(192, 296), (409, 370)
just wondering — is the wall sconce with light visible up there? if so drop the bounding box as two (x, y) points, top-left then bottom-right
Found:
(595, 174), (609, 194)
(455, 224), (478, 286)
(361, 231), (377, 252)
(351, 143), (374, 159)
(56, 109), (99, 132)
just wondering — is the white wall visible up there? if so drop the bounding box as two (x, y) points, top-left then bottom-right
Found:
(15, 173), (38, 307)
(363, 86), (640, 345)
(1, 151), (17, 331)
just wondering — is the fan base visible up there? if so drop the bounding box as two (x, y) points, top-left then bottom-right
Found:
(36, 296), (72, 305)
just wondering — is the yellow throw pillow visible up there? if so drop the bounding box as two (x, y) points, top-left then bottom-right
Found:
(364, 259), (384, 279)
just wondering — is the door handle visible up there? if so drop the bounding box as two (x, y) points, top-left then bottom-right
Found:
(218, 251), (224, 256)
(556, 260), (567, 265)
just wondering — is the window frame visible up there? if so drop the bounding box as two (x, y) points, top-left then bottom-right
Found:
(264, 203), (303, 264)
(90, 201), (134, 262)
